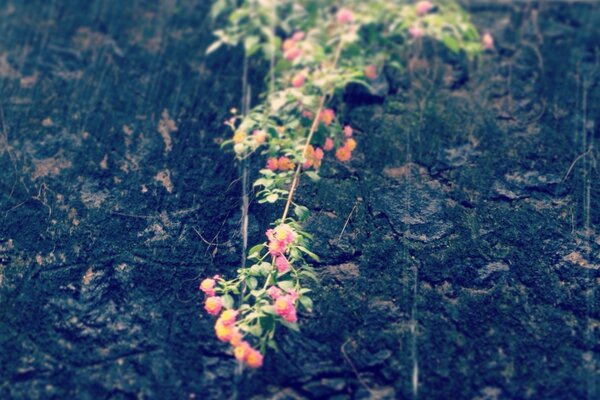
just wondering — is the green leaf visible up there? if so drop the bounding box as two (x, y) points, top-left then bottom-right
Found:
(246, 276), (258, 290)
(278, 280), (295, 291)
(266, 193), (279, 203)
(248, 243), (265, 259)
(294, 205), (310, 221)
(205, 40), (223, 55)
(304, 171), (321, 182)
(299, 296), (313, 312)
(297, 246), (320, 262)
(261, 305), (277, 315)
(267, 339), (279, 352)
(222, 294), (234, 309)
(299, 269), (319, 283)
(442, 35), (460, 53)
(280, 320), (300, 332)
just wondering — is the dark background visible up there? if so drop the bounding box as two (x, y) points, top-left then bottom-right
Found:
(0, 1), (599, 399)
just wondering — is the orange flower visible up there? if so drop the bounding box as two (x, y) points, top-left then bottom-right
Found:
(346, 138), (357, 151)
(321, 109), (335, 126)
(278, 156), (295, 171)
(292, 73), (306, 88)
(229, 328), (243, 347)
(323, 137), (334, 151)
(215, 319), (233, 342)
(482, 32), (494, 50)
(220, 309), (238, 326)
(199, 278), (216, 296)
(266, 157), (279, 171)
(364, 65), (378, 80)
(204, 296), (223, 315)
(233, 131), (246, 144)
(335, 146), (352, 162)
(234, 341), (251, 362)
(252, 129), (267, 144)
(246, 348), (264, 368)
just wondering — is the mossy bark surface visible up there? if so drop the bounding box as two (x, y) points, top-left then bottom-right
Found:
(0, 1), (599, 399)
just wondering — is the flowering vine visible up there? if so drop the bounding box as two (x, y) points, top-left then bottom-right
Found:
(200, 0), (484, 369)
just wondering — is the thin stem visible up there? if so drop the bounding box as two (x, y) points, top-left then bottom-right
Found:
(280, 38), (345, 222)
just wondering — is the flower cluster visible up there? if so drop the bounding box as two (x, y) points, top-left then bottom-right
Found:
(199, 277), (265, 368)
(204, 0), (483, 369)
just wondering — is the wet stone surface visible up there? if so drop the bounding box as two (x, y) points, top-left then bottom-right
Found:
(1, 1), (599, 399)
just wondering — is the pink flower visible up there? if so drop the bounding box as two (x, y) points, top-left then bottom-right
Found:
(321, 108), (335, 126)
(416, 1), (434, 16)
(314, 147), (324, 161)
(272, 224), (296, 244)
(268, 286), (283, 299)
(253, 129), (267, 144)
(282, 39), (295, 51)
(220, 309), (238, 326)
(409, 25), (423, 39)
(292, 31), (305, 41)
(482, 32), (494, 50)
(287, 289), (299, 302)
(199, 278), (216, 296)
(275, 294), (298, 322)
(323, 137), (334, 151)
(343, 125), (353, 138)
(292, 73), (306, 88)
(364, 65), (378, 80)
(283, 307), (297, 323)
(268, 239), (286, 257)
(246, 348), (264, 368)
(234, 341), (251, 362)
(302, 110), (314, 120)
(275, 256), (291, 274)
(266, 157), (279, 171)
(336, 8), (354, 24)
(284, 47), (301, 61)
(204, 296), (223, 315)
(275, 295), (293, 314)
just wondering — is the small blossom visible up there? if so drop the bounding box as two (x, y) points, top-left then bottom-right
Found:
(215, 318), (233, 342)
(314, 147), (324, 161)
(283, 307), (297, 323)
(229, 328), (243, 347)
(409, 25), (423, 39)
(343, 125), (353, 138)
(324, 137), (334, 151)
(302, 110), (314, 120)
(336, 8), (354, 24)
(346, 138), (357, 151)
(321, 108), (335, 126)
(287, 289), (300, 302)
(220, 309), (238, 326)
(199, 278), (216, 296)
(275, 256), (291, 274)
(278, 156), (295, 171)
(335, 146), (352, 162)
(272, 224), (296, 244)
(282, 39), (296, 51)
(292, 73), (306, 88)
(482, 32), (494, 50)
(292, 31), (305, 41)
(233, 131), (246, 144)
(364, 65), (378, 80)
(234, 341), (251, 362)
(266, 157), (279, 171)
(275, 296), (294, 317)
(284, 47), (301, 61)
(267, 286), (283, 299)
(246, 348), (264, 368)
(268, 239), (286, 256)
(204, 296), (223, 315)
(253, 129), (267, 144)
(416, 1), (434, 16)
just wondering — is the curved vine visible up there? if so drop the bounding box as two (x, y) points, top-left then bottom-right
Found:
(200, 0), (485, 369)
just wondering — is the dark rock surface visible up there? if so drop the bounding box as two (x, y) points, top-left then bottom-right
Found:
(0, 1), (599, 399)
